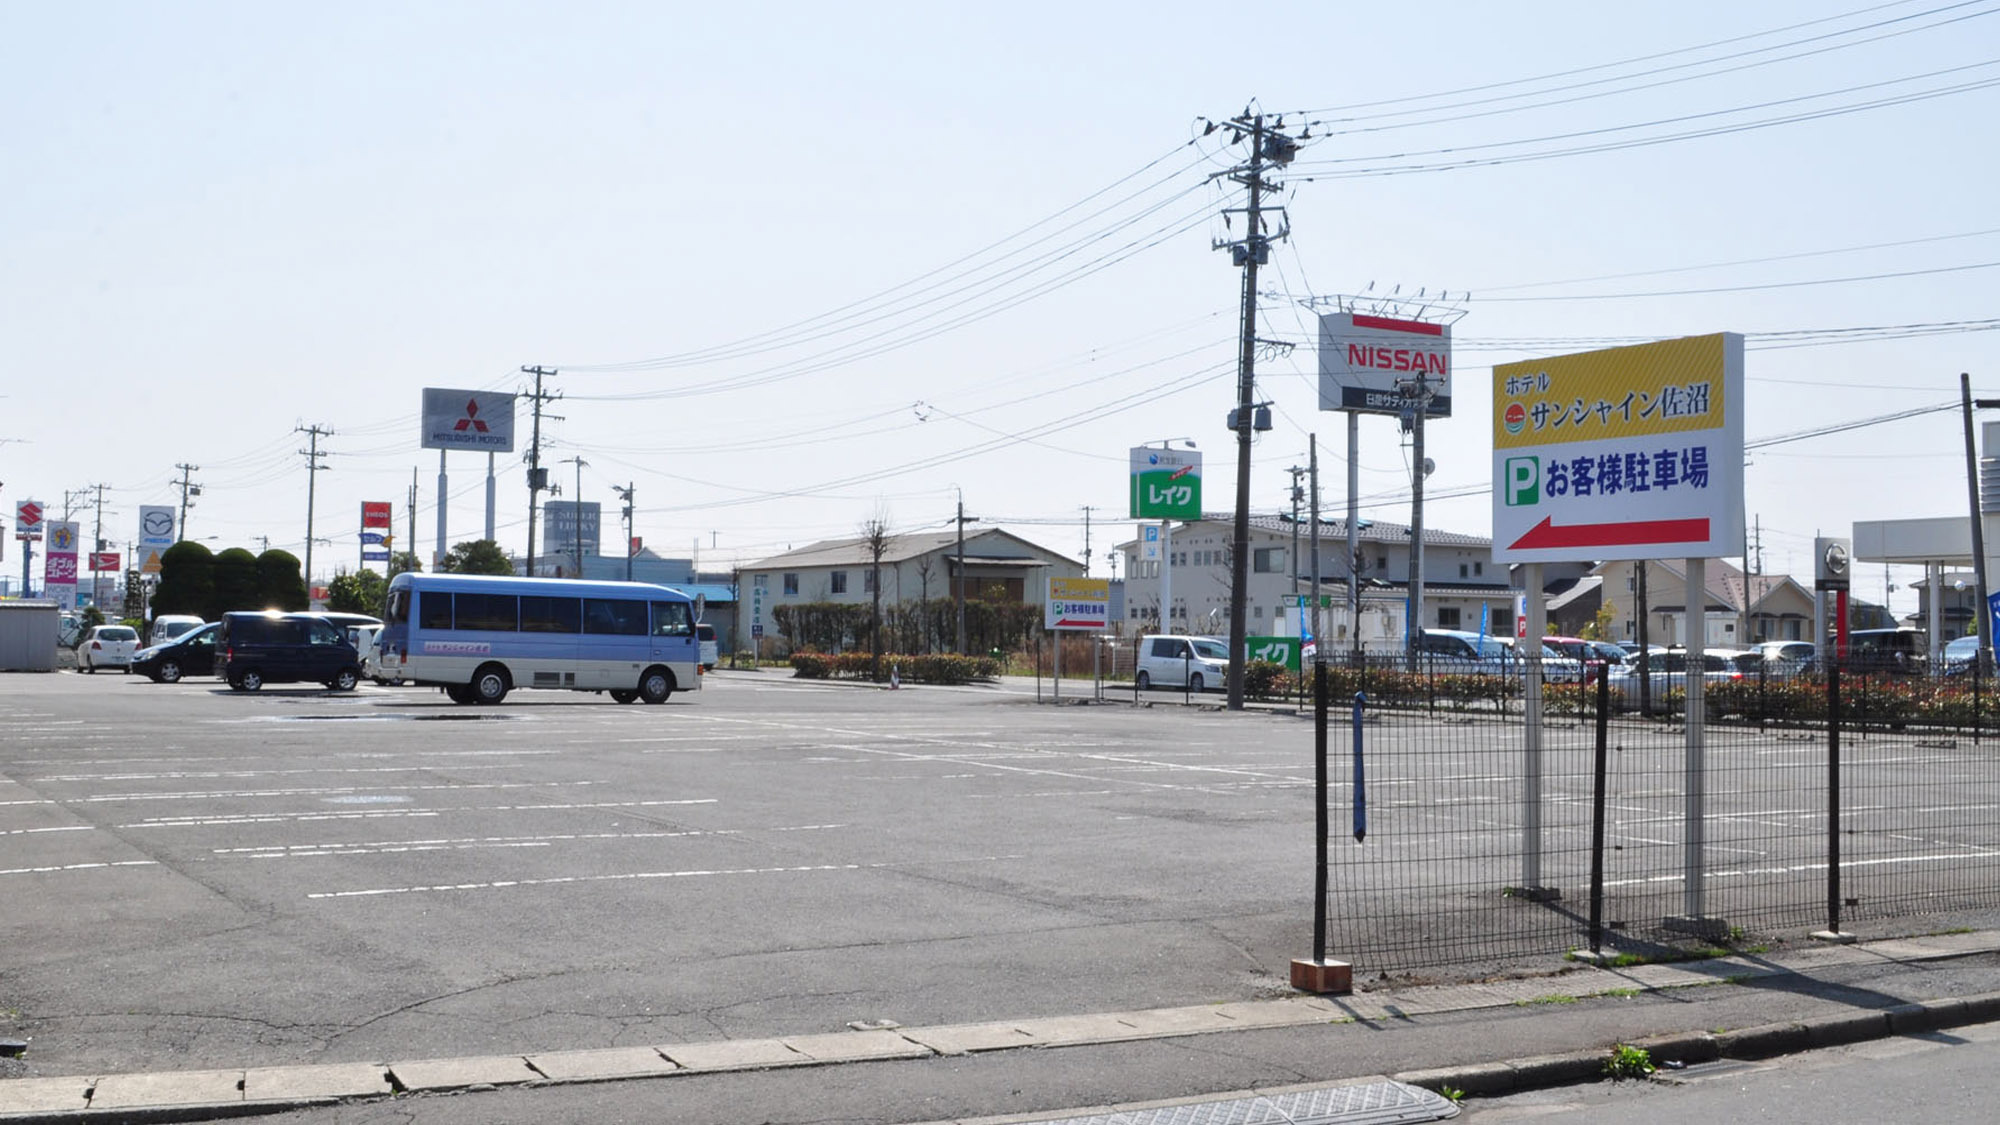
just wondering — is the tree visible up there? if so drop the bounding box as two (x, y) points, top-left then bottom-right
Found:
(255, 549), (309, 611)
(326, 569), (388, 616)
(860, 513), (893, 681)
(152, 541), (215, 619)
(209, 548), (261, 619)
(389, 550), (424, 576)
(439, 539), (513, 575)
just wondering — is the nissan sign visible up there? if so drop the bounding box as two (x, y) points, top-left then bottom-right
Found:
(1318, 312), (1452, 418)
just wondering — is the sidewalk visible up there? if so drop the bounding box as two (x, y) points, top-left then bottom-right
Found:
(4, 930), (1997, 1123)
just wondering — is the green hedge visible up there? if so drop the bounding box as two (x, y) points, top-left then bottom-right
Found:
(790, 652), (1002, 684)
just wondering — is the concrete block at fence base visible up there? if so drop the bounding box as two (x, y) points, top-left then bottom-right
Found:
(1811, 929), (1859, 944)
(1291, 958), (1352, 994)
(1662, 915), (1732, 942)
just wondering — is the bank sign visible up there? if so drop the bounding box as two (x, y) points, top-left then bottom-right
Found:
(1491, 334), (1744, 564)
(1129, 447), (1201, 520)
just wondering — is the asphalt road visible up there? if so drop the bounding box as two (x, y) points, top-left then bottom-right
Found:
(3, 668), (1327, 1076)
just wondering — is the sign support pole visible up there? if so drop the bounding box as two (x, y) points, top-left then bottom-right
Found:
(1346, 410), (1359, 660)
(1681, 555), (1711, 927)
(1519, 561), (1548, 897)
(435, 449), (449, 570)
(485, 452), (498, 542)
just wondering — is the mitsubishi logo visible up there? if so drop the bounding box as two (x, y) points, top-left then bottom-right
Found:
(453, 399), (490, 434)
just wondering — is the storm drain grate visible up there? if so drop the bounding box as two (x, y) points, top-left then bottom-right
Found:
(1018, 1081), (1457, 1125)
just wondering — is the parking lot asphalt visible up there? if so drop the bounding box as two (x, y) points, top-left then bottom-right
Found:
(2, 668), (1325, 1077)
(7, 667), (2000, 1124)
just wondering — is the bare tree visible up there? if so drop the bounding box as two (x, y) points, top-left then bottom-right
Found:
(914, 555), (936, 651)
(860, 510), (894, 681)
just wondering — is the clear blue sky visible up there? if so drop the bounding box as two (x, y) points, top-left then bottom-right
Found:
(4, 1), (1996, 613)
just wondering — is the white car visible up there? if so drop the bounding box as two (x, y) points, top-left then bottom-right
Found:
(80, 624), (141, 672)
(1136, 634), (1230, 692)
(1606, 648), (1749, 711)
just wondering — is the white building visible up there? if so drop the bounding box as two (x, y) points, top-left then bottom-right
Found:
(1115, 514), (1521, 649)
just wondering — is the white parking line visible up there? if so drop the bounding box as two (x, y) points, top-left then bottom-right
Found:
(213, 824), (847, 858)
(307, 853), (1020, 899)
(0, 860), (156, 877)
(119, 798), (720, 829)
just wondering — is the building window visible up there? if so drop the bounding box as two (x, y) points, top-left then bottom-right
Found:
(830, 570), (848, 594)
(1253, 547), (1283, 573)
(1459, 563), (1468, 578)
(1492, 608), (1514, 634)
(863, 569), (876, 593)
(1437, 606), (1462, 629)
(1474, 561), (1483, 576)
(783, 573), (799, 596)
(1377, 556), (1387, 572)
(1253, 605), (1263, 618)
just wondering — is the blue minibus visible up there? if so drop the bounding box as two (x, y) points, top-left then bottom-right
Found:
(378, 572), (702, 704)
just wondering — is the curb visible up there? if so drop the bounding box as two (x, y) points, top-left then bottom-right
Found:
(6, 941), (1999, 1123)
(1391, 989), (2000, 1098)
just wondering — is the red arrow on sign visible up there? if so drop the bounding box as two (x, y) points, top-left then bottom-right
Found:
(1510, 515), (1710, 551)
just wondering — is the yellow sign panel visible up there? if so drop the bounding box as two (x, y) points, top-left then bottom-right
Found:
(1492, 334), (1730, 450)
(1050, 577), (1110, 601)
(142, 549), (165, 574)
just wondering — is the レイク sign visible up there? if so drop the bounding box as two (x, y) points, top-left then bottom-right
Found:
(1128, 447), (1201, 520)
(1491, 333), (1745, 563)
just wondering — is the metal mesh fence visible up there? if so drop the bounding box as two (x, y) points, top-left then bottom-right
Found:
(1313, 654), (2000, 976)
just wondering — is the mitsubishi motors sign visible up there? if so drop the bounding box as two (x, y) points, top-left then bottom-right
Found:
(421, 389), (517, 451)
(1318, 312), (1452, 417)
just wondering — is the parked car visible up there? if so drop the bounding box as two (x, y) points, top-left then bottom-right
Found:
(1414, 630), (1577, 680)
(58, 612), (83, 649)
(1943, 635), (1991, 678)
(217, 612), (362, 692)
(348, 624), (388, 683)
(1544, 636), (1630, 682)
(1606, 648), (1749, 711)
(1842, 628), (1928, 675)
(1135, 634), (1230, 692)
(148, 614), (207, 646)
(1748, 640), (1817, 681)
(1495, 637), (1586, 683)
(79, 624), (141, 672)
(132, 622), (221, 683)
(696, 622), (718, 671)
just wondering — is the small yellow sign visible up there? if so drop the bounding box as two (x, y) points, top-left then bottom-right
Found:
(141, 549), (165, 575)
(1493, 334), (1730, 450)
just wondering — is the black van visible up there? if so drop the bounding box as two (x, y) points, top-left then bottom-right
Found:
(217, 612), (363, 692)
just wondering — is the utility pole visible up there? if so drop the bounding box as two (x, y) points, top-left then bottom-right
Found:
(954, 491), (976, 654)
(405, 469), (418, 576)
(1287, 463), (1306, 607)
(614, 482), (635, 582)
(520, 366), (562, 577)
(1212, 108), (1296, 710)
(91, 483), (106, 610)
(297, 424), (333, 598)
(1080, 506), (1094, 577)
(1404, 373), (1433, 666)
(172, 463), (200, 540)
(561, 455), (588, 577)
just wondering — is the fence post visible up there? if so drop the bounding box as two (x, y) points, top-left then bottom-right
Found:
(1813, 658), (1854, 942)
(1589, 668), (1610, 956)
(1290, 662), (1351, 993)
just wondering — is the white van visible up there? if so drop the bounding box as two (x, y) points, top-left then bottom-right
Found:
(1135, 634), (1230, 692)
(149, 615), (207, 646)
